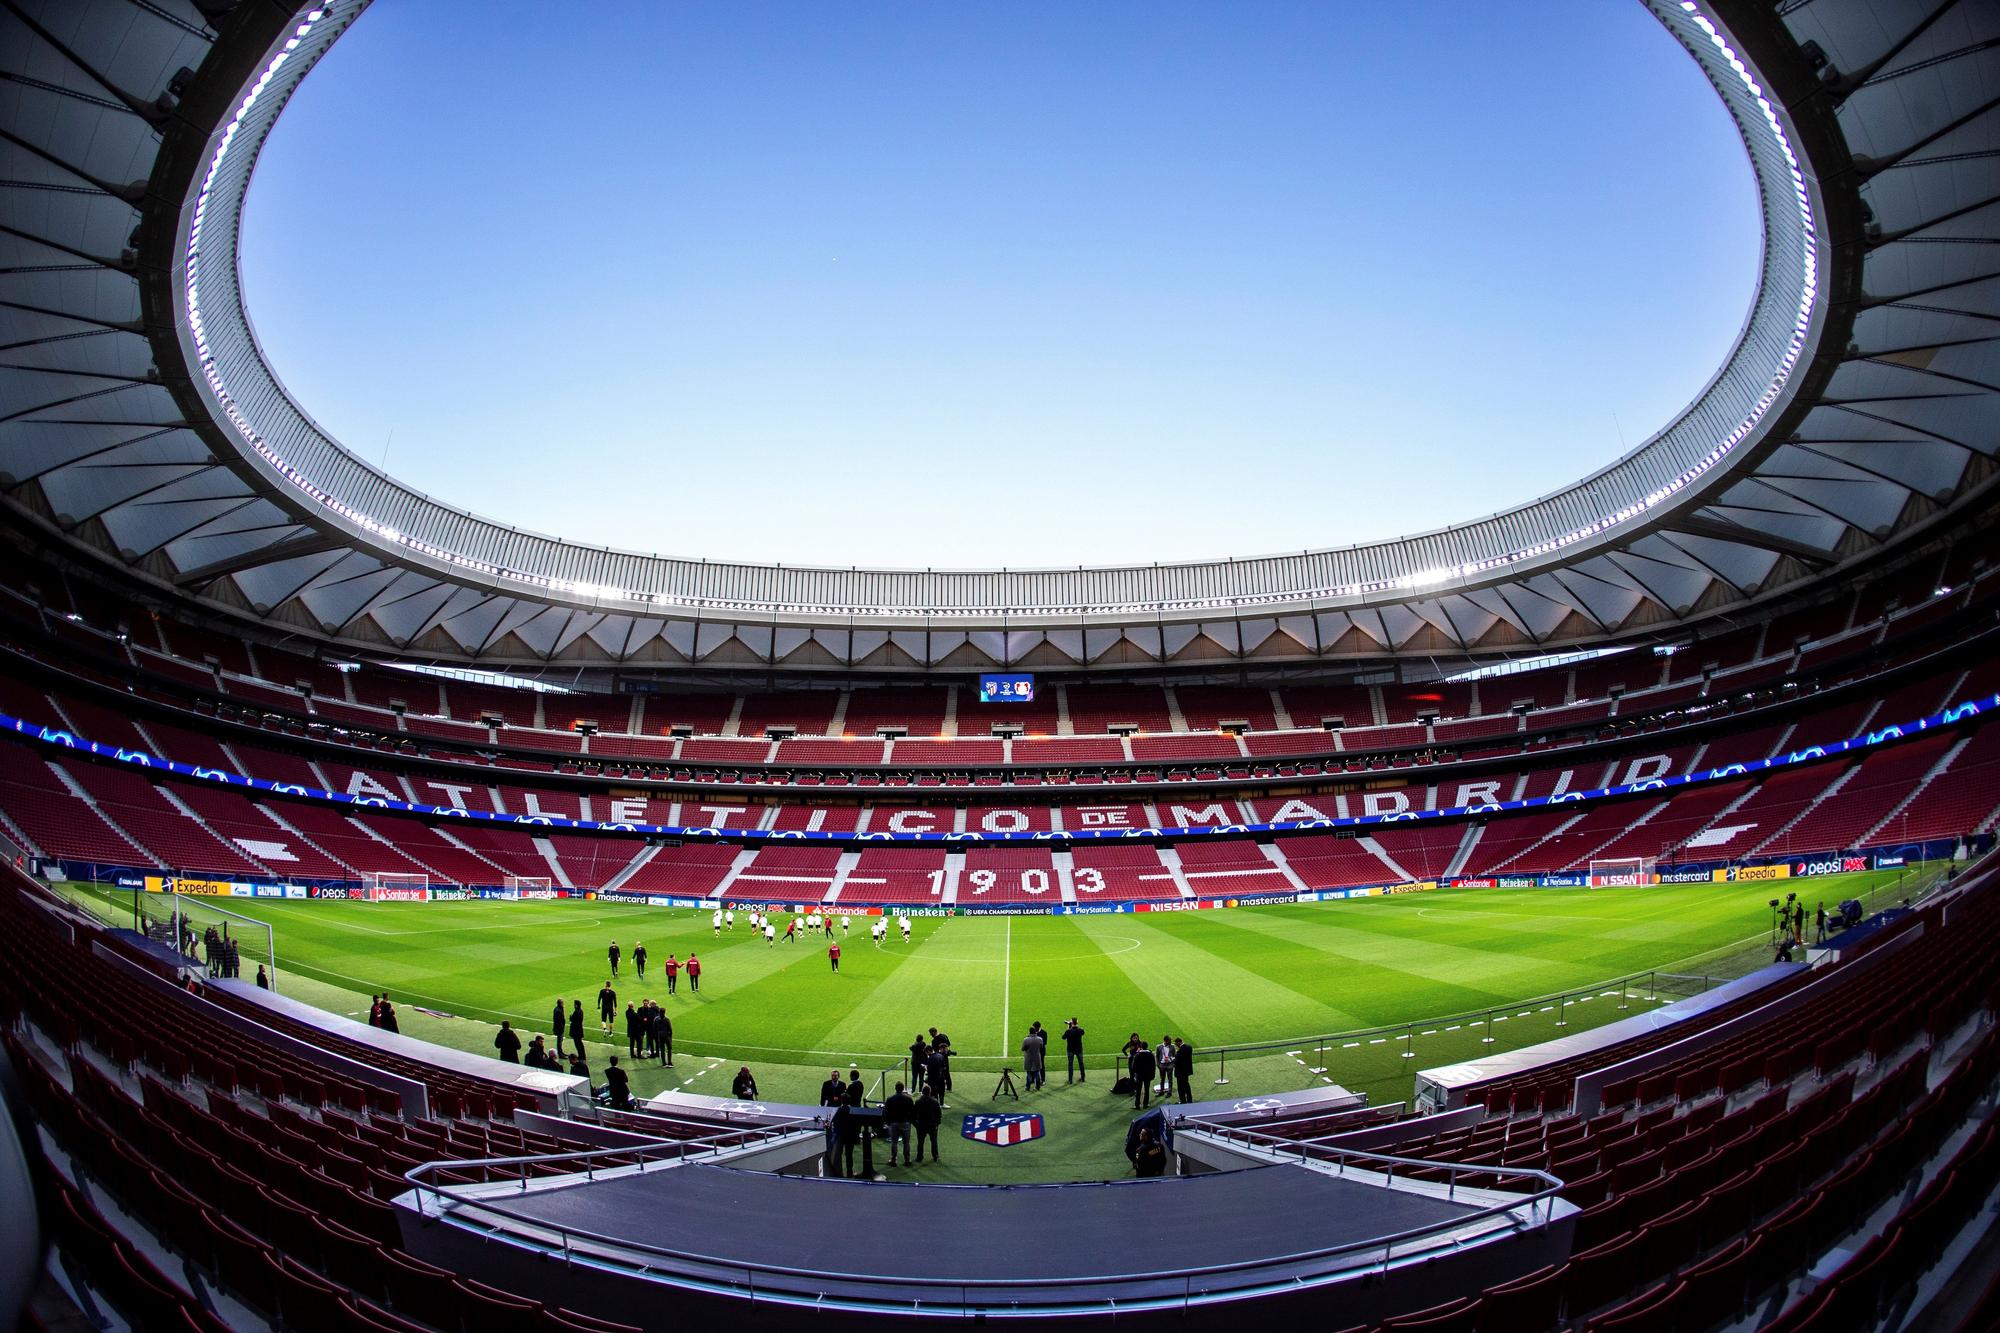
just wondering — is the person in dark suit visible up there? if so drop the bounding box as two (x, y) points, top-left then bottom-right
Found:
(493, 1020), (521, 1063)
(819, 1070), (846, 1108)
(1129, 1043), (1156, 1109)
(731, 1067), (758, 1099)
(1133, 1127), (1167, 1177)
(526, 1036), (552, 1070)
(924, 1046), (950, 1105)
(882, 1081), (914, 1166)
(377, 1000), (399, 1034)
(568, 1000), (585, 1057)
(551, 999), (567, 1057)
(651, 1007), (673, 1066)
(1063, 1018), (1086, 1082)
(845, 1068), (865, 1108)
(603, 1055), (631, 1110)
(908, 1034), (930, 1081)
(1173, 1038), (1195, 1104)
(625, 1003), (642, 1059)
(827, 1102), (854, 1177)
(913, 1085), (943, 1164)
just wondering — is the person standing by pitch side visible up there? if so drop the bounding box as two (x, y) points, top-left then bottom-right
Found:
(1063, 1018), (1087, 1083)
(686, 954), (702, 993)
(651, 1005), (672, 1067)
(551, 998), (567, 1058)
(1129, 1041), (1156, 1110)
(1174, 1037), (1195, 1104)
(913, 1083), (943, 1165)
(568, 1000), (585, 1060)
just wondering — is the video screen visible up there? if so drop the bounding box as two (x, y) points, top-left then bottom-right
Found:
(978, 673), (1035, 704)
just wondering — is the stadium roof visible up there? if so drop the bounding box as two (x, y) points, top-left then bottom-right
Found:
(1, 0), (1995, 670)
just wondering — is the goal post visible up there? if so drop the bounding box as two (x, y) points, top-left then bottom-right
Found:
(503, 874), (554, 899)
(361, 871), (430, 902)
(1588, 857), (1657, 887)
(161, 892), (277, 986)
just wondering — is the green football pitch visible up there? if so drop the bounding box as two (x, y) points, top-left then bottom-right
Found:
(58, 867), (1938, 1183)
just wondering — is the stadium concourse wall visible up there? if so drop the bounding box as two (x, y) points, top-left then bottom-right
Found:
(44, 837), (1980, 920)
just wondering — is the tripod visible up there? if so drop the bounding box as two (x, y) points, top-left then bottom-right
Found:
(993, 1067), (1019, 1100)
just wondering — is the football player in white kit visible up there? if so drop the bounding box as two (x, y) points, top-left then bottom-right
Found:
(900, 913), (912, 942)
(711, 907), (722, 936)
(725, 908), (735, 931)
(764, 919), (776, 946)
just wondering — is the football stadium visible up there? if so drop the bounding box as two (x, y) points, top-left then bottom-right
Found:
(1, 0), (1998, 1329)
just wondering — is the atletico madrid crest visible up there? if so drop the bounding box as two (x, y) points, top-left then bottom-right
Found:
(962, 1113), (1044, 1147)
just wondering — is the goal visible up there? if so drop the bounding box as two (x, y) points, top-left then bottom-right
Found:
(162, 892), (277, 985)
(361, 871), (430, 902)
(504, 874), (555, 899)
(1588, 857), (1656, 888)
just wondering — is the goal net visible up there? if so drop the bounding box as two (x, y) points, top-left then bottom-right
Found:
(161, 892), (277, 986)
(503, 874), (554, 899)
(1589, 857), (1656, 887)
(361, 871), (430, 902)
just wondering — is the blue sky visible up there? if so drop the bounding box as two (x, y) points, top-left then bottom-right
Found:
(242, 1), (1759, 570)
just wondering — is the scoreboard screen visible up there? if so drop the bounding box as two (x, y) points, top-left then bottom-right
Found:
(978, 673), (1036, 704)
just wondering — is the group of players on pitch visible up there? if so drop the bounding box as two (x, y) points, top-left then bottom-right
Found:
(705, 905), (914, 950)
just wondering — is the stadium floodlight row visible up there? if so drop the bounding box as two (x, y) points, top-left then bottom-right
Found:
(2, 1), (1994, 667)
(4, 548), (1992, 787)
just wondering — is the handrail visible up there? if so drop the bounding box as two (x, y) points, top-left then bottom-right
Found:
(404, 1118), (816, 1193)
(399, 1131), (1564, 1295)
(1178, 1118), (1565, 1203)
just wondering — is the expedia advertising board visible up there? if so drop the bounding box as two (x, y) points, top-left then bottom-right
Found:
(143, 875), (234, 896)
(1717, 863), (1792, 882)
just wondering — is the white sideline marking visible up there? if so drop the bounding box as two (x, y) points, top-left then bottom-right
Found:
(1342, 1042), (1360, 1049)
(1445, 1025), (1461, 1032)
(1368, 1038), (1386, 1045)
(1000, 916), (1011, 1058)
(1419, 1030), (1437, 1036)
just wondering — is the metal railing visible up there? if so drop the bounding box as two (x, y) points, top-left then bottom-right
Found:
(399, 1134), (1565, 1307)
(1179, 1118), (1564, 1208)
(404, 1120), (817, 1206)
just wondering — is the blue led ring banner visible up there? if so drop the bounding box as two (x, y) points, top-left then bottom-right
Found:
(2, 693), (1989, 845)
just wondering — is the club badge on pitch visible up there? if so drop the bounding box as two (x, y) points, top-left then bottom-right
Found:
(962, 1113), (1044, 1147)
